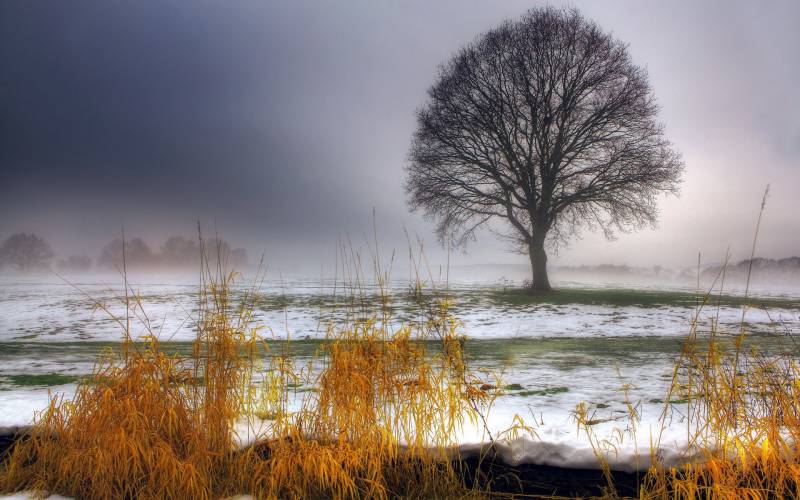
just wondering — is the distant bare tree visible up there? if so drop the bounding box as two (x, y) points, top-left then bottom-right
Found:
(159, 236), (247, 268)
(0, 233), (54, 271)
(406, 7), (684, 291)
(202, 238), (247, 268)
(97, 238), (154, 269)
(160, 236), (200, 266)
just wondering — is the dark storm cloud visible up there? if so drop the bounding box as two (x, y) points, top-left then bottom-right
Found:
(0, 2), (336, 229)
(1, 0), (798, 269)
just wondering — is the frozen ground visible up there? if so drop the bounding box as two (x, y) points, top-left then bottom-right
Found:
(2, 274), (797, 342)
(1, 273), (798, 470)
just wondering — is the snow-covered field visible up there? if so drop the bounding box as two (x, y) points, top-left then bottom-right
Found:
(1, 273), (798, 471)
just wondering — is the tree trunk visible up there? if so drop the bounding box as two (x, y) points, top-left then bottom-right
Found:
(528, 236), (551, 292)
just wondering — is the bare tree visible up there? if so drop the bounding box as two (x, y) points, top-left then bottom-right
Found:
(0, 233), (54, 272)
(97, 237), (154, 269)
(158, 236), (247, 268)
(160, 236), (200, 266)
(406, 7), (684, 291)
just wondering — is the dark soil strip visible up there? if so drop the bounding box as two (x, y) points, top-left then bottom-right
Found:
(457, 454), (642, 497)
(0, 432), (643, 498)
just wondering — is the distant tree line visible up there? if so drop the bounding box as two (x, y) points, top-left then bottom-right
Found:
(556, 259), (800, 284)
(97, 236), (247, 269)
(556, 263), (664, 276)
(0, 233), (248, 272)
(700, 257), (800, 282)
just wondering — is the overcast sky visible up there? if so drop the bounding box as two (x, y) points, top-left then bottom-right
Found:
(1, 0), (798, 273)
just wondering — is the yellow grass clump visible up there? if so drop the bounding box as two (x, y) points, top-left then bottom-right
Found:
(0, 267), (256, 499)
(640, 304), (800, 498)
(0, 245), (494, 499)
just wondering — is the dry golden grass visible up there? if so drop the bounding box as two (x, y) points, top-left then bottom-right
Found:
(0, 242), (494, 499)
(638, 308), (800, 499)
(0, 267), (253, 499)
